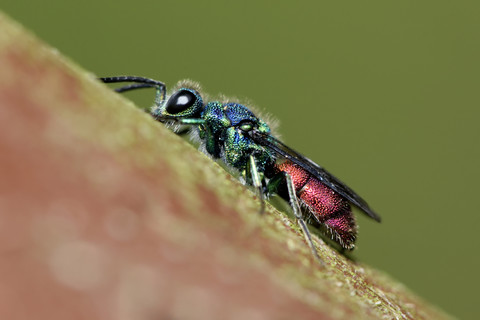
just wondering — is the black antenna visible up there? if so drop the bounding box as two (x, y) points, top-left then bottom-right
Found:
(99, 76), (167, 105)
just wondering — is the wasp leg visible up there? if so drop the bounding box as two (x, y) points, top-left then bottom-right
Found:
(168, 118), (205, 136)
(173, 128), (191, 136)
(284, 173), (324, 265)
(248, 155), (265, 215)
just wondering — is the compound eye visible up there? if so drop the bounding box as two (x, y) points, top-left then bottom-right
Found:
(166, 89), (197, 114)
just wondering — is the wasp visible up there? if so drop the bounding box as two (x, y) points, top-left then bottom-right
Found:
(100, 76), (381, 262)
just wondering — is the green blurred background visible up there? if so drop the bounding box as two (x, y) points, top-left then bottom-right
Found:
(3, 1), (478, 318)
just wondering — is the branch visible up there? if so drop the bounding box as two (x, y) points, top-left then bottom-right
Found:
(0, 11), (453, 320)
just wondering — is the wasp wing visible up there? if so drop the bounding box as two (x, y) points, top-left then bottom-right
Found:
(251, 131), (381, 222)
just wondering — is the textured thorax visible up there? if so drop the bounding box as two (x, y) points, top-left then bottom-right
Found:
(201, 102), (274, 171)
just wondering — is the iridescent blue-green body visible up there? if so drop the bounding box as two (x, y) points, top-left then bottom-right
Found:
(100, 76), (381, 263)
(150, 87), (275, 182)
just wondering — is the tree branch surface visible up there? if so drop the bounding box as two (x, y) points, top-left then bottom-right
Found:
(0, 11), (453, 320)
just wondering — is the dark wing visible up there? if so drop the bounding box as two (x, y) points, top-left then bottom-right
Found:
(250, 131), (381, 222)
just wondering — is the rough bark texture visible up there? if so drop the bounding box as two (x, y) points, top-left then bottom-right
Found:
(0, 12), (453, 320)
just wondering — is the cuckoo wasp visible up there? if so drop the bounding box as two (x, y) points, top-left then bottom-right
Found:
(100, 76), (381, 262)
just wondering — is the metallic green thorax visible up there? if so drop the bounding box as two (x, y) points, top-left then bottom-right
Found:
(208, 102), (273, 172)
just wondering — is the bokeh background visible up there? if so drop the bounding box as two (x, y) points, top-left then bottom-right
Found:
(2, 1), (478, 318)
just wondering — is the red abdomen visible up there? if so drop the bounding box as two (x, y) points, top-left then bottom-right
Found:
(275, 160), (357, 249)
